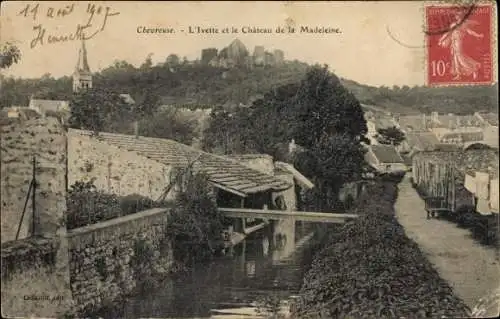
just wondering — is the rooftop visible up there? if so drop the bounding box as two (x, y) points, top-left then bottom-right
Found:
(436, 114), (483, 129)
(441, 131), (484, 142)
(398, 115), (431, 132)
(70, 129), (292, 197)
(29, 99), (69, 113)
(405, 132), (440, 151)
(413, 149), (499, 179)
(369, 144), (405, 164)
(480, 113), (499, 126)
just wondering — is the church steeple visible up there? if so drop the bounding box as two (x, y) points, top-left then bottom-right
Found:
(73, 39), (92, 93)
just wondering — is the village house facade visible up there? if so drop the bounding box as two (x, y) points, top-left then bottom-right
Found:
(412, 149), (499, 215)
(29, 99), (70, 117)
(365, 144), (407, 174)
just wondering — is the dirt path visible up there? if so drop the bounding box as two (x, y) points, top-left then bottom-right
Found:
(394, 176), (500, 311)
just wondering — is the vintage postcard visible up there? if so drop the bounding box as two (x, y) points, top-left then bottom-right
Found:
(1, 1), (499, 318)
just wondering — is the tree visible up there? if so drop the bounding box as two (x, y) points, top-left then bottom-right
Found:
(292, 65), (367, 148)
(295, 134), (367, 210)
(140, 53), (153, 69)
(0, 42), (21, 69)
(376, 126), (405, 146)
(166, 169), (226, 264)
(138, 107), (198, 145)
(202, 64), (368, 210)
(166, 54), (180, 66)
(135, 88), (161, 118)
(69, 88), (132, 133)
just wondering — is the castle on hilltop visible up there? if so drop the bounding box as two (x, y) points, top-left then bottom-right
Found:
(200, 39), (285, 68)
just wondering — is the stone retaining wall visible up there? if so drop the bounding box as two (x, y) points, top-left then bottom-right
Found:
(66, 208), (173, 315)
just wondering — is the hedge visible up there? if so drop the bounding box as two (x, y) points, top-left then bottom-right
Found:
(294, 181), (470, 318)
(66, 181), (170, 229)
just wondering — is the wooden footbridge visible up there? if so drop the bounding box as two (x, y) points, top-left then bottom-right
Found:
(218, 208), (359, 224)
(219, 207), (359, 248)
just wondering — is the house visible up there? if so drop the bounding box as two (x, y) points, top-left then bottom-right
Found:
(364, 113), (399, 145)
(68, 129), (293, 212)
(398, 112), (486, 136)
(474, 112), (499, 127)
(119, 94), (135, 105)
(439, 131), (484, 145)
(228, 154), (314, 211)
(28, 99), (70, 116)
(475, 112), (499, 147)
(401, 132), (440, 155)
(3, 106), (38, 119)
(434, 113), (483, 130)
(412, 149), (499, 214)
(398, 114), (432, 133)
(364, 144), (407, 174)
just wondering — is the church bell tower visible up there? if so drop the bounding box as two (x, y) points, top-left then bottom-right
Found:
(73, 40), (92, 93)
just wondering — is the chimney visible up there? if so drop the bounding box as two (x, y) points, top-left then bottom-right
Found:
(456, 116), (460, 128)
(422, 114), (427, 129)
(134, 120), (139, 138)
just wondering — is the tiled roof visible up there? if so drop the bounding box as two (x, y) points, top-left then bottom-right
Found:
(229, 154), (274, 161)
(71, 129), (292, 196)
(274, 161), (314, 190)
(433, 143), (462, 152)
(413, 149), (499, 179)
(375, 117), (397, 130)
(406, 132), (440, 151)
(481, 113), (499, 126)
(369, 144), (405, 164)
(398, 115), (431, 132)
(437, 115), (483, 129)
(441, 131), (484, 142)
(461, 131), (484, 142)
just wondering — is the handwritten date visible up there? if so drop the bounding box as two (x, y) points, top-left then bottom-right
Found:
(18, 3), (120, 49)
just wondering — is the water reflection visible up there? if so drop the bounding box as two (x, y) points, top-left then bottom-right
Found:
(123, 220), (327, 318)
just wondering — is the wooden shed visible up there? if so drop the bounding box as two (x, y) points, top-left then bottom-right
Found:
(412, 149), (499, 214)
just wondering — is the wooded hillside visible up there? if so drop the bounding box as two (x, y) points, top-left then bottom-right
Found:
(1, 59), (497, 115)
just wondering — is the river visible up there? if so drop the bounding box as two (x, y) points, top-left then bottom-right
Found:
(118, 219), (333, 318)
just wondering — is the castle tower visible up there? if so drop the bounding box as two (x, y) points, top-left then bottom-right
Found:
(73, 40), (92, 93)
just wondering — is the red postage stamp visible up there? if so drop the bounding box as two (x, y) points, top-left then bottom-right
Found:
(425, 3), (494, 86)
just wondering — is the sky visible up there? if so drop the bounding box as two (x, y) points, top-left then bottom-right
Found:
(0, 1), (464, 87)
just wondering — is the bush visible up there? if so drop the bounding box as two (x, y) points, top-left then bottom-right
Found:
(294, 181), (470, 319)
(66, 180), (166, 229)
(119, 194), (159, 216)
(166, 170), (227, 265)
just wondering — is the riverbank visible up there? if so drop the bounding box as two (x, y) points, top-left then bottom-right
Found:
(294, 180), (470, 318)
(395, 176), (500, 316)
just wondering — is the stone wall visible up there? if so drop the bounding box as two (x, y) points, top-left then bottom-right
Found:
(273, 172), (297, 211)
(67, 130), (176, 201)
(1, 117), (66, 243)
(1, 117), (75, 317)
(67, 208), (173, 315)
(1, 237), (73, 318)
